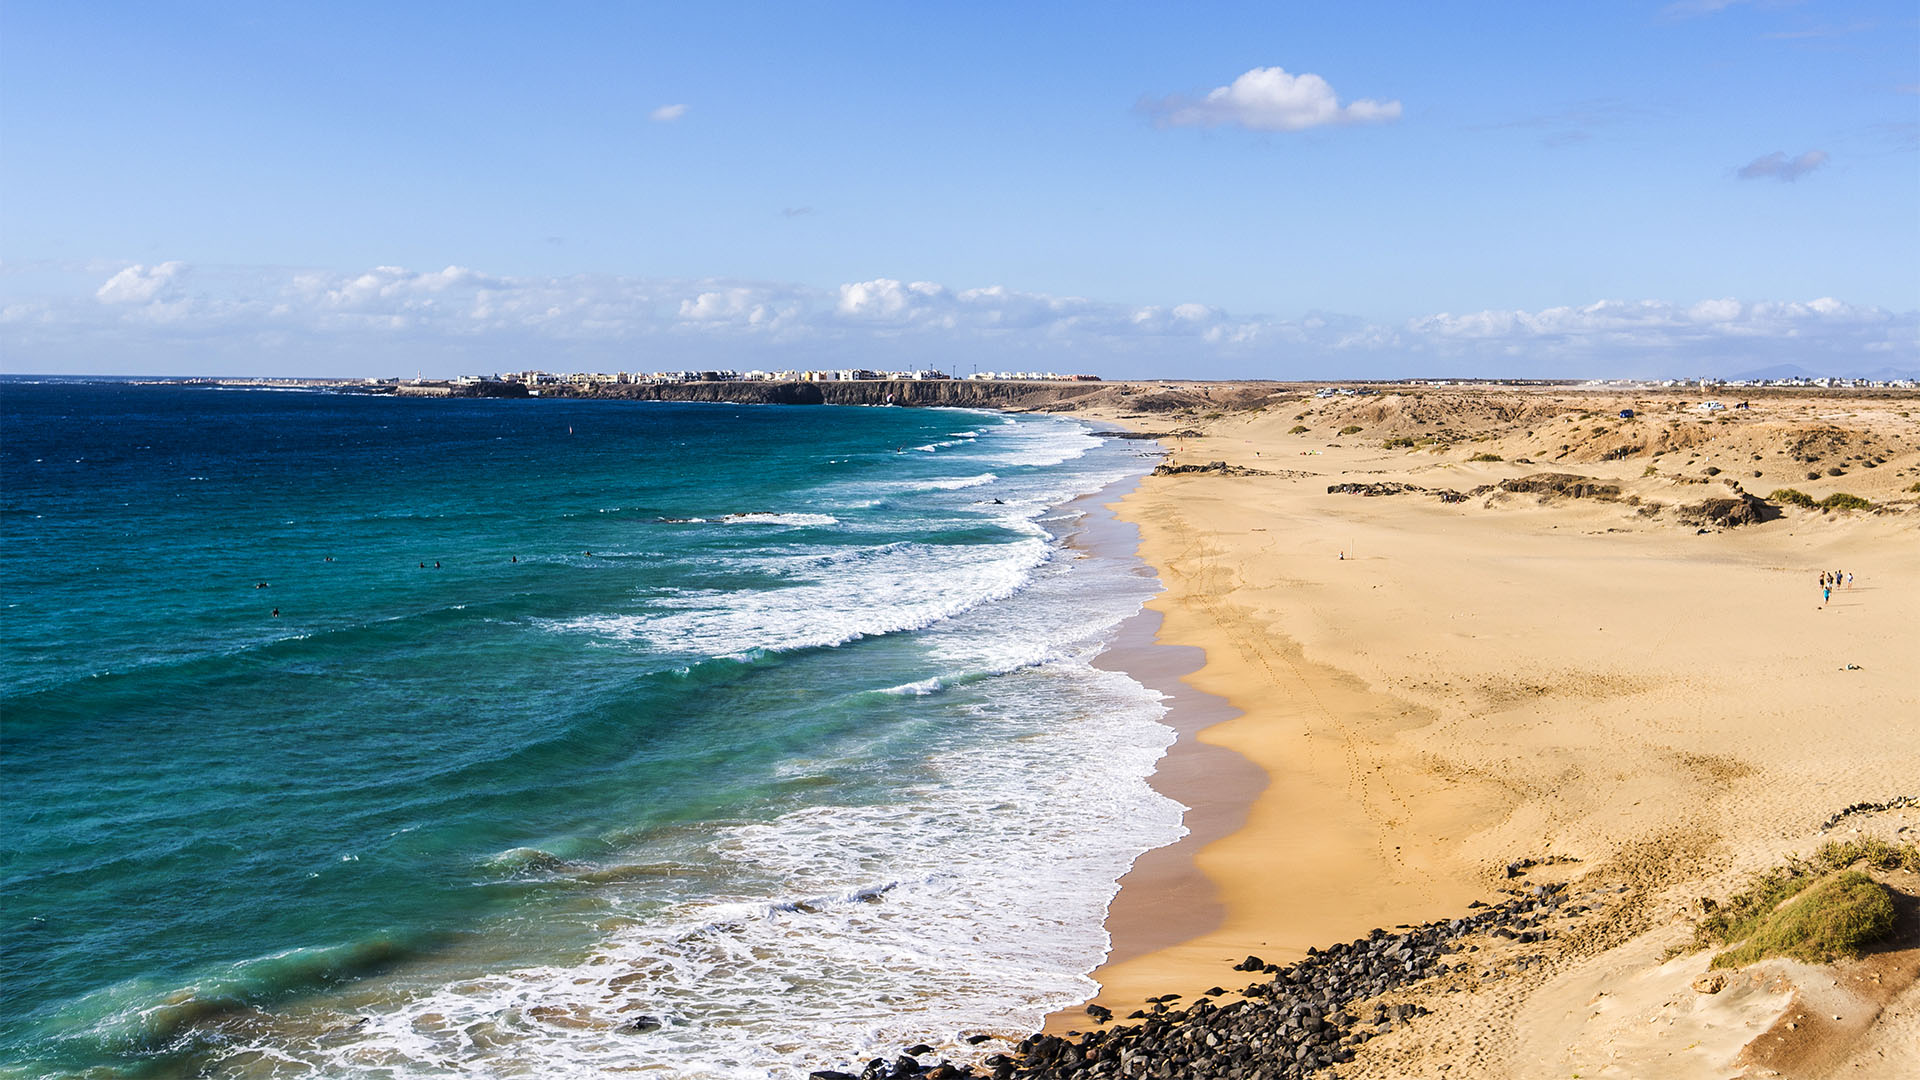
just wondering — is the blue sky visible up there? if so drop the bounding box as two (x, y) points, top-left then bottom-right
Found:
(2, 1), (1915, 378)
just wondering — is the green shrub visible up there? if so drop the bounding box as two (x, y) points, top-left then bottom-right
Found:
(1907, 482), (1920, 493)
(1469, 452), (1503, 462)
(1383, 436), (1417, 449)
(1770, 488), (1817, 508)
(1643, 465), (1660, 477)
(1288, 425), (1309, 435)
(1339, 425), (1363, 436)
(1819, 493), (1873, 511)
(1690, 838), (1916, 965)
(1711, 871), (1895, 968)
(1816, 836), (1920, 875)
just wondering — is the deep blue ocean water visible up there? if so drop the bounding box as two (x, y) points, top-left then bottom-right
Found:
(0, 382), (1183, 1078)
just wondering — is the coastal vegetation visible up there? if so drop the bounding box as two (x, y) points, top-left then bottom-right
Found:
(1709, 872), (1893, 968)
(1469, 452), (1503, 462)
(1688, 838), (1914, 968)
(1770, 488), (1877, 511)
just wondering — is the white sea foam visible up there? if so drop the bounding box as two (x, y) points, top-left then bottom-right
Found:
(204, 414), (1179, 1080)
(211, 663), (1181, 1080)
(718, 512), (839, 527)
(540, 536), (1050, 658)
(911, 472), (997, 491)
(972, 423), (1100, 468)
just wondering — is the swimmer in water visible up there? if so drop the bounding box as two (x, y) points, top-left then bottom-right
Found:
(271, 608), (280, 616)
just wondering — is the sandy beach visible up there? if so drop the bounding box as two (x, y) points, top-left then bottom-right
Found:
(1052, 384), (1920, 1077)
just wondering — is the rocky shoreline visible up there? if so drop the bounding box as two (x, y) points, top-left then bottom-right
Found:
(807, 884), (1592, 1080)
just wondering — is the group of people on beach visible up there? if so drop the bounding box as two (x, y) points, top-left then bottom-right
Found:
(1819, 569), (1852, 605)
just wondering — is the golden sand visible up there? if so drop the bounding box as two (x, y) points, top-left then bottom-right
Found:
(1048, 385), (1920, 1077)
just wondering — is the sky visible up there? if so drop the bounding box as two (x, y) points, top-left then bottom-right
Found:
(2, 1), (1916, 379)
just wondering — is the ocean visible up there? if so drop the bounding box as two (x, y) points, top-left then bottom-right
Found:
(0, 382), (1184, 1078)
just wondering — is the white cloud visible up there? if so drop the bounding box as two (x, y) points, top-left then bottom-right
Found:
(1688, 298), (1743, 323)
(1145, 66), (1401, 133)
(95, 261), (186, 304)
(836, 278), (947, 321)
(5, 260), (1912, 380)
(650, 104), (688, 123)
(1737, 149), (1828, 181)
(679, 289), (756, 320)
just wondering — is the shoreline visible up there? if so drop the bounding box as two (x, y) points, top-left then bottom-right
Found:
(1058, 463), (1263, 979)
(1045, 421), (1493, 1036)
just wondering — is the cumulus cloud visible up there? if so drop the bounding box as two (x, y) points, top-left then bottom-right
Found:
(1737, 149), (1828, 181)
(650, 104), (688, 123)
(836, 278), (948, 320)
(1144, 66), (1401, 132)
(96, 261), (186, 304)
(5, 259), (1912, 380)
(676, 286), (799, 329)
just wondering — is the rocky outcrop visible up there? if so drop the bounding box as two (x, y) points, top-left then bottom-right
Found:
(1327, 482), (1424, 497)
(818, 884), (1591, 1080)
(453, 380), (531, 398)
(1676, 493), (1774, 528)
(1498, 473), (1621, 500)
(1155, 461), (1271, 477)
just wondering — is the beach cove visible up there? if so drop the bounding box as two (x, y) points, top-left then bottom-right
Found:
(5, 379), (1917, 1079)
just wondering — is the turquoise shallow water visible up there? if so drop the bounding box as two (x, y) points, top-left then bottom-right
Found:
(0, 382), (1183, 1078)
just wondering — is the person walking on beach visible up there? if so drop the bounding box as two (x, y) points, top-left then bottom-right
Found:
(1847, 571), (1853, 589)
(1823, 582), (1831, 605)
